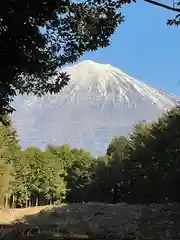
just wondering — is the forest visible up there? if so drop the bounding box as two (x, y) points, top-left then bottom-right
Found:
(1, 105), (180, 208)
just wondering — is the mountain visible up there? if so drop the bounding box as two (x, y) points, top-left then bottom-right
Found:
(11, 60), (179, 156)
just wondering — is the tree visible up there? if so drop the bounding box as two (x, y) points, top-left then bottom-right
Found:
(41, 149), (67, 204)
(11, 151), (30, 207)
(107, 136), (130, 160)
(0, 0), (131, 115)
(89, 155), (113, 202)
(142, 0), (180, 26)
(0, 163), (13, 207)
(0, 0), (179, 117)
(47, 144), (73, 168)
(0, 117), (19, 207)
(66, 148), (94, 202)
(100, 109), (180, 204)
(120, 106), (180, 203)
(106, 136), (131, 198)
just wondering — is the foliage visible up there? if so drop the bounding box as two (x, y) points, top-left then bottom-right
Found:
(0, 163), (12, 206)
(89, 155), (113, 202)
(0, 0), (179, 117)
(106, 136), (130, 159)
(107, 106), (180, 204)
(1, 106), (180, 207)
(0, 0), (135, 115)
(66, 148), (94, 202)
(141, 0), (180, 26)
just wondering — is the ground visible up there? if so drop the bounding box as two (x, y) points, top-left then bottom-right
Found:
(0, 206), (49, 224)
(0, 203), (180, 239)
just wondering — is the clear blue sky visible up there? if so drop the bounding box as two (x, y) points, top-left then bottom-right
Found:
(79, 1), (180, 96)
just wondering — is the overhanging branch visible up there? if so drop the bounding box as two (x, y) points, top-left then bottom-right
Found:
(144, 0), (180, 12)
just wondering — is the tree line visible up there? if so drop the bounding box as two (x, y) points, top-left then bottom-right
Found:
(1, 105), (180, 208)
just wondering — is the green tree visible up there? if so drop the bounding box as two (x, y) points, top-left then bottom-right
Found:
(0, 117), (19, 207)
(47, 144), (73, 168)
(66, 148), (94, 202)
(41, 149), (67, 204)
(120, 106), (180, 203)
(0, 162), (13, 207)
(11, 151), (30, 207)
(89, 155), (113, 202)
(107, 136), (130, 160)
(0, 0), (130, 115)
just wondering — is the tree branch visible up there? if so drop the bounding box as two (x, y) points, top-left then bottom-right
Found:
(144, 0), (180, 12)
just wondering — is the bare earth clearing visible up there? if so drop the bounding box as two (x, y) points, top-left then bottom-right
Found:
(0, 203), (180, 239)
(0, 206), (49, 224)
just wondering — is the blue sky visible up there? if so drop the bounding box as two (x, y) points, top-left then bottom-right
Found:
(79, 1), (180, 96)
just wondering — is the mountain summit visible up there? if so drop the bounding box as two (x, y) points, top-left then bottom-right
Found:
(11, 60), (179, 156)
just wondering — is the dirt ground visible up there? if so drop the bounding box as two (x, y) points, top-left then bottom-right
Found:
(0, 202), (180, 239)
(0, 206), (51, 224)
(0, 203), (142, 239)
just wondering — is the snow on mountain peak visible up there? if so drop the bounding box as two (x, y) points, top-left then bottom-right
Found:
(63, 60), (116, 87)
(11, 60), (179, 156)
(60, 60), (178, 110)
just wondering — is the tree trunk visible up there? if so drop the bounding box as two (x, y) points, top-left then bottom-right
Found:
(12, 194), (15, 208)
(5, 194), (8, 208)
(29, 197), (31, 207)
(35, 197), (38, 206)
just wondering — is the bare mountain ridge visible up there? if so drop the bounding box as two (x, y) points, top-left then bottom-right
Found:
(11, 60), (179, 156)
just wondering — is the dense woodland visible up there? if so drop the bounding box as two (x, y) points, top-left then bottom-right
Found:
(0, 105), (180, 208)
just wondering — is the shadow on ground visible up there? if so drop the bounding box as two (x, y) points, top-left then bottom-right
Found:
(0, 203), (139, 240)
(1, 203), (180, 240)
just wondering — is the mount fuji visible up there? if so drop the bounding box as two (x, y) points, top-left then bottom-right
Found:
(11, 60), (179, 156)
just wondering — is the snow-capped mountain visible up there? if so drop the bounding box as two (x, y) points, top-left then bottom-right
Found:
(11, 60), (179, 156)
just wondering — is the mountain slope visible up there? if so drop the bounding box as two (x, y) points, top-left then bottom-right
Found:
(11, 60), (179, 156)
